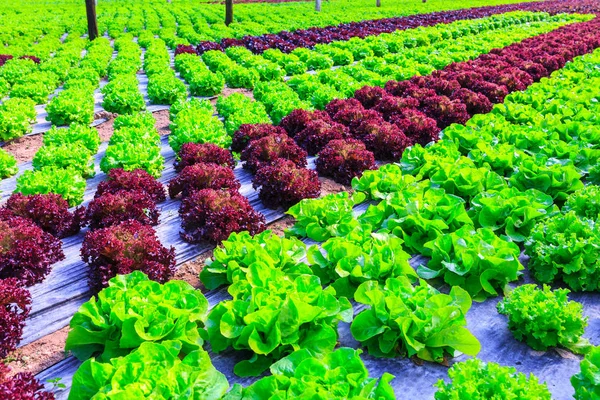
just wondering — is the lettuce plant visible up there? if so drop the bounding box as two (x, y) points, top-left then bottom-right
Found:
(525, 211), (600, 291)
(0, 148), (18, 179)
(279, 109), (332, 138)
(351, 277), (480, 362)
(65, 271), (204, 361)
(147, 72), (187, 105)
(113, 112), (156, 130)
(207, 263), (352, 377)
(42, 124), (100, 153)
(32, 142), (95, 179)
(253, 159), (320, 209)
(420, 226), (523, 300)
(435, 358), (551, 400)
(84, 190), (160, 229)
(572, 346), (600, 400)
(81, 221), (175, 291)
(70, 341), (227, 400)
(16, 167), (87, 207)
(2, 193), (83, 238)
(468, 187), (558, 242)
(231, 123), (286, 152)
(0, 278), (31, 358)
(241, 133), (307, 173)
(286, 192), (366, 242)
(225, 348), (394, 400)
(295, 120), (349, 156)
(46, 88), (95, 126)
(563, 186), (600, 220)
(169, 105), (230, 153)
(316, 138), (376, 185)
(309, 228), (416, 298)
(169, 163), (240, 199)
(174, 142), (235, 172)
(94, 168), (166, 203)
(353, 119), (410, 161)
(0, 215), (64, 286)
(101, 76), (146, 115)
(359, 187), (472, 254)
(428, 159), (507, 202)
(497, 284), (590, 354)
(179, 189), (266, 243)
(0, 363), (54, 400)
(200, 230), (312, 290)
(351, 163), (426, 200)
(100, 141), (164, 179)
(509, 156), (584, 202)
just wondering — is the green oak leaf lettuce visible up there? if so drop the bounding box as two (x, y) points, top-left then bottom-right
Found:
(497, 284), (590, 354)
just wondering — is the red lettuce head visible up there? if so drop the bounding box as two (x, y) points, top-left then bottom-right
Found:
(391, 109), (440, 146)
(253, 159), (320, 209)
(279, 109), (332, 137)
(421, 95), (470, 129)
(295, 120), (349, 156)
(81, 221), (175, 292)
(0, 363), (54, 400)
(85, 190), (159, 229)
(3, 193), (83, 238)
(179, 189), (266, 243)
(374, 96), (420, 120)
(384, 80), (419, 97)
(95, 168), (166, 203)
(450, 88), (493, 116)
(175, 45), (197, 56)
(169, 163), (240, 199)
(353, 119), (410, 161)
(241, 133), (307, 173)
(316, 138), (376, 185)
(354, 86), (388, 109)
(0, 279), (31, 359)
(325, 98), (363, 118)
(175, 142), (235, 171)
(0, 216), (64, 286)
(231, 124), (286, 152)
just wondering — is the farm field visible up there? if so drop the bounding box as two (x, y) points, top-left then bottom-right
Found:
(1, 0), (600, 399)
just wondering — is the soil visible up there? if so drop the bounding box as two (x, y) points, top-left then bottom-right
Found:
(153, 109), (171, 136)
(319, 176), (352, 196)
(267, 215), (295, 237)
(212, 88), (255, 108)
(2, 134), (44, 163)
(96, 116), (115, 143)
(173, 251), (214, 292)
(7, 326), (69, 377)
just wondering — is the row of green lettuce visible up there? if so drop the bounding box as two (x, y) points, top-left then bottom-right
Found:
(0, 11), (585, 192)
(65, 269), (600, 399)
(62, 49), (600, 398)
(174, 12), (585, 125)
(166, 12), (589, 159)
(0, 38), (113, 144)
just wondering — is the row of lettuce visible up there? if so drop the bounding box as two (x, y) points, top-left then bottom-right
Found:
(57, 20), (600, 399)
(0, 11), (584, 149)
(175, 12), (581, 106)
(1, 8), (600, 399)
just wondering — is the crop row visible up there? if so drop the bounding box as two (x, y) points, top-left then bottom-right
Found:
(174, 12), (586, 126)
(191, 0), (600, 54)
